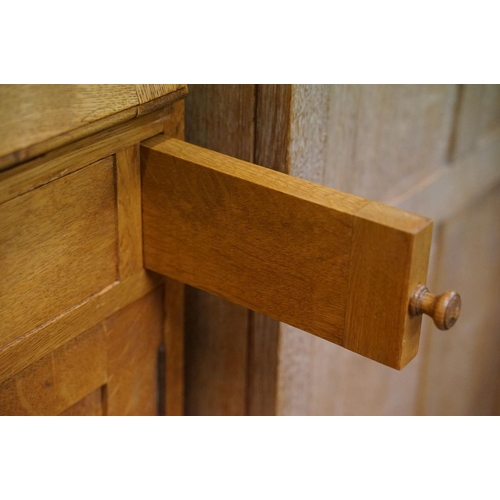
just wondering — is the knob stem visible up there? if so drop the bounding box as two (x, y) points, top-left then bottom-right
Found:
(409, 285), (461, 330)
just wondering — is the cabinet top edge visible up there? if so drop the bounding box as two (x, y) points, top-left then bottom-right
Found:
(0, 84), (188, 171)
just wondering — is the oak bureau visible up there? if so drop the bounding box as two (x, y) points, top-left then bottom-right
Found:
(0, 85), (187, 415)
(0, 85), (461, 416)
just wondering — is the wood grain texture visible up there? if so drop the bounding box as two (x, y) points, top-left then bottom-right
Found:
(0, 324), (107, 416)
(0, 270), (160, 385)
(135, 85), (183, 104)
(105, 289), (163, 416)
(60, 388), (103, 416)
(142, 137), (432, 369)
(248, 85), (292, 415)
(0, 105), (169, 206)
(0, 104), (176, 386)
(116, 145), (143, 279)
(247, 312), (280, 415)
(254, 85), (292, 174)
(161, 97), (186, 415)
(0, 84), (187, 169)
(344, 202), (433, 369)
(184, 289), (250, 415)
(163, 99), (185, 139)
(184, 85), (255, 415)
(0, 157), (118, 348)
(164, 279), (185, 416)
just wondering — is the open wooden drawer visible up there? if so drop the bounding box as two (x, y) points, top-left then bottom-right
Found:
(0, 85), (460, 415)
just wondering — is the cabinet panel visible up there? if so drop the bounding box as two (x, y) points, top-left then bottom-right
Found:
(0, 157), (118, 347)
(60, 388), (103, 416)
(0, 324), (107, 416)
(106, 289), (163, 416)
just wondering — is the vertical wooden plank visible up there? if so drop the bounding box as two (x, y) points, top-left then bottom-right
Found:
(184, 85), (255, 415)
(105, 289), (163, 416)
(164, 279), (184, 416)
(246, 313), (280, 416)
(418, 186), (500, 415)
(247, 85), (292, 415)
(254, 85), (292, 174)
(163, 99), (185, 139)
(116, 145), (143, 279)
(162, 98), (186, 416)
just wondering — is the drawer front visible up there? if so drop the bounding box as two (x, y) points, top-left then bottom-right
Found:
(0, 157), (118, 347)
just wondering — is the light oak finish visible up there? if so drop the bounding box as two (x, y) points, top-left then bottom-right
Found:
(0, 157), (118, 348)
(106, 290), (163, 416)
(0, 84), (187, 170)
(0, 270), (160, 385)
(0, 290), (164, 416)
(116, 145), (143, 279)
(0, 324), (107, 416)
(142, 137), (436, 369)
(0, 92), (184, 396)
(0, 85), (185, 415)
(60, 388), (104, 416)
(0, 105), (170, 206)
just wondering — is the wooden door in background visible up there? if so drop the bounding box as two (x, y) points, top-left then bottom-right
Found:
(185, 84), (500, 416)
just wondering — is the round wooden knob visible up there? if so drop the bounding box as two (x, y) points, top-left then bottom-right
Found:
(409, 285), (461, 330)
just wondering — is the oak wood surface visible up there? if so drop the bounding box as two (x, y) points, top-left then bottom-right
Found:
(105, 289), (163, 416)
(0, 157), (118, 348)
(184, 85), (255, 415)
(0, 289), (164, 416)
(164, 279), (185, 416)
(0, 324), (107, 416)
(142, 137), (432, 369)
(0, 89), (185, 415)
(60, 388), (103, 416)
(116, 145), (143, 279)
(0, 106), (179, 384)
(248, 85), (292, 415)
(0, 105), (171, 205)
(0, 84), (187, 170)
(161, 98), (186, 415)
(0, 270), (160, 385)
